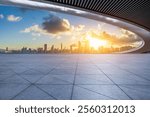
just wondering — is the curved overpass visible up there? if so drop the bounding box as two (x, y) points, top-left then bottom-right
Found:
(1, 0), (150, 53)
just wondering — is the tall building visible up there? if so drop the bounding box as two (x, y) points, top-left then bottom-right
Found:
(78, 41), (81, 53)
(70, 45), (73, 53)
(44, 44), (47, 52)
(21, 47), (28, 53)
(61, 43), (63, 52)
(37, 48), (43, 53)
(6, 47), (8, 51)
(84, 40), (90, 53)
(51, 45), (54, 52)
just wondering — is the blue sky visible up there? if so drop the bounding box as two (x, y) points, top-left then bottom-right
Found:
(0, 5), (124, 50)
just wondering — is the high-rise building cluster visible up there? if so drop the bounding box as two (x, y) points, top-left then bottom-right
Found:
(0, 41), (134, 54)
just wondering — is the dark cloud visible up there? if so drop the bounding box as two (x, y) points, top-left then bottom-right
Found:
(42, 15), (71, 34)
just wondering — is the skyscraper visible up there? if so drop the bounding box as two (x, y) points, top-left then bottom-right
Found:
(78, 41), (81, 53)
(51, 45), (54, 52)
(44, 44), (47, 52)
(61, 43), (63, 52)
(6, 47), (8, 51)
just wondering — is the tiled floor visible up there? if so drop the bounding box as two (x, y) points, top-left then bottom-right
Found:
(0, 54), (150, 100)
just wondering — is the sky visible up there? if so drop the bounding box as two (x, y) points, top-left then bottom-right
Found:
(0, 5), (141, 50)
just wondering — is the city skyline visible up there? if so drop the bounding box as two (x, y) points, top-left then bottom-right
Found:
(1, 41), (135, 54)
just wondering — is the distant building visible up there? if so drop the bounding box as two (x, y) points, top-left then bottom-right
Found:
(44, 44), (47, 52)
(51, 45), (54, 52)
(70, 45), (72, 53)
(37, 48), (43, 53)
(120, 46), (133, 51)
(78, 41), (81, 52)
(61, 43), (63, 52)
(6, 47), (8, 51)
(84, 40), (90, 53)
(21, 47), (28, 53)
(28, 48), (32, 53)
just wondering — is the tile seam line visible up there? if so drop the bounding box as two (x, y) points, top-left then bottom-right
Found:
(35, 85), (58, 100)
(109, 62), (150, 82)
(10, 84), (32, 100)
(89, 58), (133, 100)
(70, 56), (79, 100)
(76, 85), (116, 100)
(8, 68), (56, 99)
(34, 59), (71, 84)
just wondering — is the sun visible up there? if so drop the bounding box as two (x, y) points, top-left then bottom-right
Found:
(86, 35), (107, 49)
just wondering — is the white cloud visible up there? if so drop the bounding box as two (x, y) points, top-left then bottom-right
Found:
(22, 25), (42, 33)
(0, 14), (4, 19)
(21, 24), (49, 36)
(7, 15), (22, 22)
(98, 23), (106, 30)
(75, 25), (85, 31)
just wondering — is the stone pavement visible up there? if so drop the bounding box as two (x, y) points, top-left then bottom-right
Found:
(0, 54), (150, 100)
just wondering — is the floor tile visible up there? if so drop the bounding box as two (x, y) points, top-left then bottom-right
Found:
(72, 86), (112, 100)
(119, 85), (150, 100)
(13, 85), (54, 100)
(78, 85), (131, 99)
(0, 83), (29, 99)
(75, 75), (113, 84)
(37, 84), (73, 100)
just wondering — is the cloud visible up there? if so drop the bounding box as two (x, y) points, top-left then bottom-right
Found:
(42, 15), (72, 34)
(21, 24), (49, 36)
(21, 13), (140, 46)
(0, 14), (4, 19)
(21, 14), (85, 38)
(101, 31), (140, 45)
(75, 25), (85, 31)
(82, 29), (141, 46)
(21, 15), (74, 36)
(98, 23), (106, 30)
(7, 15), (22, 22)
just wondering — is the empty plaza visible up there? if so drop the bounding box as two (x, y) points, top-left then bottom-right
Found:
(0, 54), (150, 100)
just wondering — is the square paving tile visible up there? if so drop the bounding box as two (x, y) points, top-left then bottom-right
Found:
(75, 75), (113, 84)
(50, 68), (75, 75)
(119, 85), (150, 100)
(78, 85), (131, 100)
(0, 83), (29, 99)
(36, 75), (72, 84)
(37, 84), (73, 100)
(1, 75), (29, 84)
(107, 74), (150, 85)
(0, 54), (150, 100)
(72, 86), (112, 100)
(13, 85), (54, 100)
